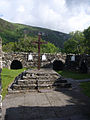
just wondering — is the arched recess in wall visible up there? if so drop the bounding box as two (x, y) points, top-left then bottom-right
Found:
(10, 60), (23, 69)
(53, 60), (64, 71)
(80, 61), (88, 73)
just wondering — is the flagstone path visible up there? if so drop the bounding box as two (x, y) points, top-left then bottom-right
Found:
(2, 85), (90, 120)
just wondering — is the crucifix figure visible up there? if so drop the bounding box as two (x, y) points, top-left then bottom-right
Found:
(32, 32), (47, 70)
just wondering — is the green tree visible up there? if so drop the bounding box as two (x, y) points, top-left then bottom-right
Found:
(3, 42), (15, 52)
(83, 27), (90, 54)
(41, 42), (59, 53)
(2, 36), (59, 53)
(64, 31), (85, 54)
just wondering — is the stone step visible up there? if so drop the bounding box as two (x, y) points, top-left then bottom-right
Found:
(17, 79), (67, 85)
(12, 84), (52, 90)
(18, 80), (53, 85)
(53, 82), (67, 86)
(53, 83), (71, 87)
(18, 80), (36, 85)
(8, 89), (37, 94)
(38, 83), (71, 89)
(26, 70), (60, 75)
(38, 83), (70, 87)
(12, 82), (71, 90)
(26, 73), (59, 77)
(23, 75), (59, 80)
(8, 69), (72, 93)
(55, 79), (67, 83)
(12, 84), (37, 90)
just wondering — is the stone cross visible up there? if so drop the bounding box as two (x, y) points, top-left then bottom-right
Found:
(32, 33), (47, 70)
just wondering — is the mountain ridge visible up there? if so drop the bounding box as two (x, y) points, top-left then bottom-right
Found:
(0, 18), (70, 48)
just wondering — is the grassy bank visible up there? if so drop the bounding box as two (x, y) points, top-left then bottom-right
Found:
(1, 68), (26, 99)
(57, 70), (90, 97)
(80, 82), (90, 97)
(57, 70), (90, 80)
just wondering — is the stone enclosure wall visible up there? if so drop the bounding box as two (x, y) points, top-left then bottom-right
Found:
(65, 54), (90, 73)
(2, 52), (90, 73)
(0, 37), (90, 73)
(2, 52), (66, 69)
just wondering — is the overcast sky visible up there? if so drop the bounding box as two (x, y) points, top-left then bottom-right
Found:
(0, 0), (90, 33)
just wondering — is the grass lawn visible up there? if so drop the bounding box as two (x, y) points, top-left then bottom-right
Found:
(80, 82), (90, 97)
(57, 70), (90, 80)
(1, 68), (26, 99)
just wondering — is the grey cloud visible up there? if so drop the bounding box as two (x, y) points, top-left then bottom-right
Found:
(66, 0), (90, 6)
(0, 0), (90, 33)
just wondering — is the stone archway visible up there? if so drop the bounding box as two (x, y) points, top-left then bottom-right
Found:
(53, 60), (64, 71)
(10, 60), (23, 69)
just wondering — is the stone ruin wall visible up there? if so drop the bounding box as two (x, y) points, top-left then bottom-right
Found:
(65, 54), (90, 73)
(1, 37), (90, 73)
(2, 52), (66, 69)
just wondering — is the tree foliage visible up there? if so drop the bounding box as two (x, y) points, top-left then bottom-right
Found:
(64, 31), (85, 54)
(2, 36), (59, 53)
(83, 27), (90, 54)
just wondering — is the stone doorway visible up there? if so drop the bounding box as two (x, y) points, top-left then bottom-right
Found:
(53, 60), (64, 71)
(10, 60), (22, 69)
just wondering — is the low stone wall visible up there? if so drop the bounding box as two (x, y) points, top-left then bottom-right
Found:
(2, 52), (66, 69)
(65, 54), (90, 73)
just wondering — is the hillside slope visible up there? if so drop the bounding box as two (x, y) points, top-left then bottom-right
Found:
(0, 18), (69, 48)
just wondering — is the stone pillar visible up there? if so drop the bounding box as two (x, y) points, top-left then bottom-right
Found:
(0, 37), (2, 93)
(0, 37), (2, 69)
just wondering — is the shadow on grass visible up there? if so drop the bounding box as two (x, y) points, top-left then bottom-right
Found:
(57, 70), (90, 80)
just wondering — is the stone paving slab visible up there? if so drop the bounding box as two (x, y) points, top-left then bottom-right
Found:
(2, 90), (90, 120)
